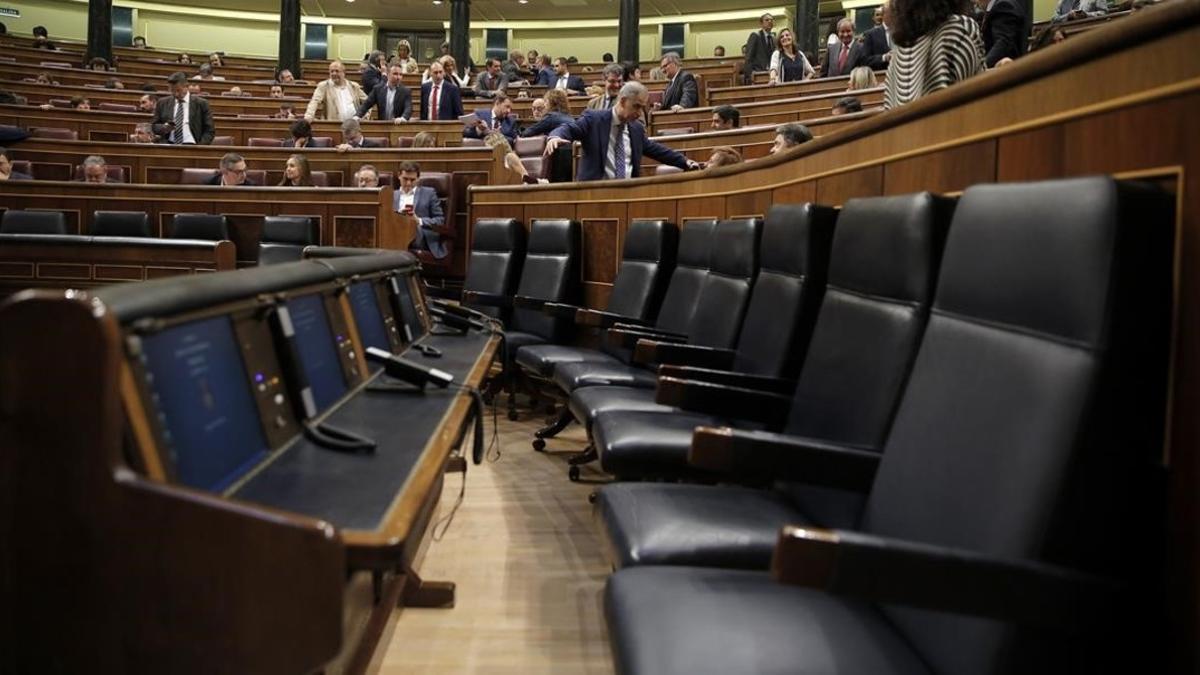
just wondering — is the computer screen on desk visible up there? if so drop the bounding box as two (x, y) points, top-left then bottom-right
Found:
(348, 280), (392, 355)
(286, 293), (349, 412)
(139, 315), (270, 492)
(389, 276), (426, 343)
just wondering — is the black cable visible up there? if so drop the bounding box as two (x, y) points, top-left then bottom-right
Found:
(431, 466), (466, 542)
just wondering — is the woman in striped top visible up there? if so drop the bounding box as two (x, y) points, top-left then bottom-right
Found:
(885, 0), (985, 109)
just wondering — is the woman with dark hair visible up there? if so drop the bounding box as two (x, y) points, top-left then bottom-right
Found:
(885, 0), (984, 109)
(768, 28), (815, 84)
(278, 154), (315, 187)
(622, 61), (642, 82)
(285, 119), (315, 147)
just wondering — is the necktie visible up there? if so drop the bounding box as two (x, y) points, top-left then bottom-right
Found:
(613, 123), (626, 179)
(837, 45), (848, 74)
(172, 100), (183, 143)
(764, 31), (772, 51)
(430, 84), (439, 120)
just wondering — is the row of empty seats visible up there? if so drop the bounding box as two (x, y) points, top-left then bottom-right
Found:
(440, 175), (1174, 672)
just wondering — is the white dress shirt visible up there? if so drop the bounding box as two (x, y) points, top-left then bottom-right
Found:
(397, 188), (421, 225)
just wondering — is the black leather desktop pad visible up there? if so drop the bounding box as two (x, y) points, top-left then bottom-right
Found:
(232, 329), (492, 532)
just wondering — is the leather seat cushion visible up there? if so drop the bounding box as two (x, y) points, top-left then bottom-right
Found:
(605, 566), (931, 675)
(596, 483), (802, 570)
(551, 360), (657, 393)
(503, 331), (547, 367)
(513, 344), (617, 377)
(592, 409), (720, 477)
(566, 386), (672, 429)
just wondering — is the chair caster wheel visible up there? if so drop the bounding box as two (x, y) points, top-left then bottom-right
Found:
(568, 465), (581, 482)
(532, 438), (546, 452)
(507, 409), (518, 421)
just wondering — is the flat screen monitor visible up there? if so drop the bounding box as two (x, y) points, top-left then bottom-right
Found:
(391, 276), (425, 342)
(286, 294), (348, 412)
(348, 280), (391, 353)
(139, 315), (270, 492)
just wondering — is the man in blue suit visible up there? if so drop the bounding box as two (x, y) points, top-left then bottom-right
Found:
(393, 160), (448, 259)
(419, 61), (464, 121)
(546, 81), (698, 181)
(463, 93), (519, 144)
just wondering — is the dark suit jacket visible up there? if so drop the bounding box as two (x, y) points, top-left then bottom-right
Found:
(661, 71), (699, 109)
(822, 40), (867, 78)
(396, 185), (448, 258)
(521, 111), (573, 138)
(550, 109), (689, 181)
(419, 80), (464, 120)
(6, 171), (33, 181)
(463, 108), (518, 143)
(151, 95), (215, 145)
(205, 175), (257, 186)
(861, 25), (892, 70)
(982, 0), (1026, 67)
(551, 74), (587, 93)
(534, 68), (556, 87)
(742, 30), (775, 82)
(357, 81), (412, 120)
(361, 67), (385, 93)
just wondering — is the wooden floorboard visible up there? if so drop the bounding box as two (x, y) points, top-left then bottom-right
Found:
(370, 408), (616, 674)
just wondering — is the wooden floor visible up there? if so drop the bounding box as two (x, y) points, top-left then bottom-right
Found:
(369, 408), (616, 674)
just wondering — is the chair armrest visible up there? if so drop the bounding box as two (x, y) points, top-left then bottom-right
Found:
(655, 377), (791, 427)
(461, 290), (513, 309)
(688, 427), (879, 491)
(423, 285), (462, 301)
(611, 322), (685, 338)
(771, 526), (1121, 633)
(633, 341), (736, 369)
(576, 308), (647, 328)
(542, 301), (584, 320)
(607, 327), (688, 350)
(658, 365), (795, 395)
(513, 295), (545, 311)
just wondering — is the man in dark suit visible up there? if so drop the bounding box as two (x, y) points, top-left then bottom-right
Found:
(394, 161), (448, 259)
(861, 0), (893, 69)
(206, 152), (257, 186)
(659, 52), (699, 111)
(356, 64), (412, 122)
(550, 58), (586, 95)
(336, 118), (384, 151)
(977, 0), (1027, 67)
(741, 13), (775, 85)
(822, 19), (867, 78)
(151, 71), (216, 144)
(545, 81), (699, 181)
(419, 61), (464, 121)
(475, 57), (510, 99)
(463, 93), (519, 143)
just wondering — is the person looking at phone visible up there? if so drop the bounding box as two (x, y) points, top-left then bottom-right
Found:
(151, 71), (215, 144)
(394, 161), (448, 260)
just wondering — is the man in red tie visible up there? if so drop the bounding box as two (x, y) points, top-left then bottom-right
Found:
(822, 18), (865, 78)
(420, 61), (464, 121)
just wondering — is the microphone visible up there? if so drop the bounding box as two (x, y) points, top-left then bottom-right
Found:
(428, 298), (495, 326)
(365, 347), (454, 389)
(428, 305), (485, 332)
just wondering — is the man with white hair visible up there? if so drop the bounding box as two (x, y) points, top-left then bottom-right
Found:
(304, 60), (366, 121)
(822, 18), (866, 77)
(545, 81), (698, 181)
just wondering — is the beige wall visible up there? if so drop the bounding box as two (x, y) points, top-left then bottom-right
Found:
(2, 0), (88, 40)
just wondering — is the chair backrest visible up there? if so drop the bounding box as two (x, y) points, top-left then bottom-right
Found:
(652, 219), (717, 335)
(91, 210), (152, 237)
(309, 171), (329, 187)
(520, 156), (544, 179)
(11, 160), (31, 176)
(362, 136), (389, 147)
(417, 172), (451, 200)
(396, 136), (414, 148)
(73, 165), (127, 183)
(514, 135), (546, 157)
(179, 168), (219, 185)
(655, 127), (694, 136)
(30, 127), (78, 140)
(784, 192), (953, 450)
(248, 137), (283, 147)
(170, 213), (229, 241)
(510, 219), (581, 341)
(98, 102), (136, 112)
(862, 178), (1173, 673)
(211, 135), (234, 145)
(461, 138), (485, 147)
(604, 220), (679, 324)
(309, 137), (334, 148)
(258, 215), (317, 265)
(729, 203), (838, 379)
(0, 210), (67, 235)
(655, 165), (683, 176)
(245, 170), (267, 186)
(463, 218), (527, 321)
(684, 218), (761, 349)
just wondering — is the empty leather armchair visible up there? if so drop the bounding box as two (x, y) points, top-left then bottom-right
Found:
(247, 137), (284, 147)
(309, 137), (334, 148)
(447, 218), (527, 323)
(601, 177), (1175, 675)
(180, 168), (220, 185)
(170, 213), (229, 241)
(514, 135), (547, 157)
(91, 211), (152, 237)
(594, 192), (954, 567)
(0, 210), (67, 235)
(309, 171), (330, 187)
(211, 136), (235, 145)
(30, 128), (78, 140)
(258, 216), (317, 265)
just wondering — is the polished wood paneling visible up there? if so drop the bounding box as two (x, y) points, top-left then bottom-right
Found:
(815, 165), (883, 204)
(884, 140), (997, 195)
